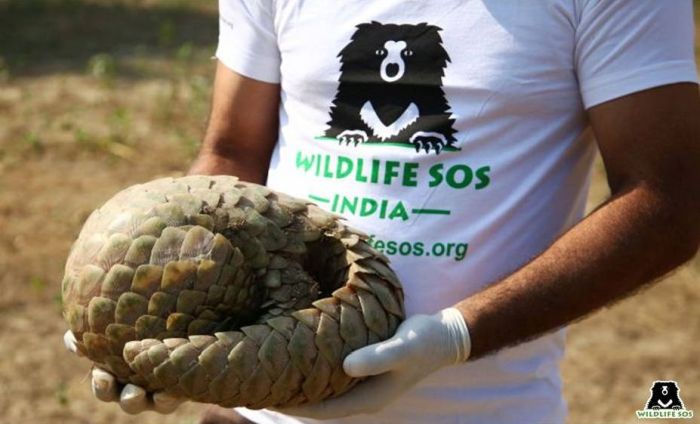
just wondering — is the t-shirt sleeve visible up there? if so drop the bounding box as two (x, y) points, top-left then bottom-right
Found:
(575, 0), (698, 109)
(215, 0), (281, 83)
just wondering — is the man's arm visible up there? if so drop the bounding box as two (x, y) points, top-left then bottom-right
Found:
(458, 83), (700, 359)
(189, 61), (281, 183)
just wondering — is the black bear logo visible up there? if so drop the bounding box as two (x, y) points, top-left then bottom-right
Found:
(325, 21), (457, 154)
(645, 381), (685, 410)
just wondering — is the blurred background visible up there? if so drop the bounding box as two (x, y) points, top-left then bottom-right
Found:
(0, 1), (697, 423)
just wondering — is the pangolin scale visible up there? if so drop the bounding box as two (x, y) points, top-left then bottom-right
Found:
(61, 175), (404, 408)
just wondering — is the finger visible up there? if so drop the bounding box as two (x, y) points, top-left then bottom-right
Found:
(152, 392), (183, 414)
(63, 330), (83, 357)
(344, 337), (408, 377)
(119, 384), (150, 414)
(91, 368), (119, 402)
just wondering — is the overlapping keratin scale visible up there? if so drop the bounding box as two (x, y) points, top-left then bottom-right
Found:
(62, 175), (404, 408)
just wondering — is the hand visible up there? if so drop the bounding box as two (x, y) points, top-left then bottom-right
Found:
(63, 330), (183, 414)
(277, 308), (471, 419)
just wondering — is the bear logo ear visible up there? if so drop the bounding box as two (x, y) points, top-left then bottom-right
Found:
(416, 22), (444, 33)
(354, 21), (383, 32)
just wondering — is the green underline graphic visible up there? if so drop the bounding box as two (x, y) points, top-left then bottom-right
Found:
(314, 136), (460, 152)
(308, 194), (331, 203)
(411, 208), (451, 215)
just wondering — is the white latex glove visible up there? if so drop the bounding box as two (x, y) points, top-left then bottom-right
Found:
(63, 330), (183, 414)
(278, 308), (471, 419)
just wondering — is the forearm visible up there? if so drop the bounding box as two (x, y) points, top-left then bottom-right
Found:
(188, 62), (280, 185)
(188, 138), (271, 184)
(456, 182), (698, 360)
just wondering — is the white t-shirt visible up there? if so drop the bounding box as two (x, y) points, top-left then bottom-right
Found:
(215, 1), (698, 423)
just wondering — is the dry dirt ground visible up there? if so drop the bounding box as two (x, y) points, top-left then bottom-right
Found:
(0, 1), (698, 423)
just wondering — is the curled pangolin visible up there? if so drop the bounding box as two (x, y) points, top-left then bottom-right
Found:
(61, 175), (404, 408)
